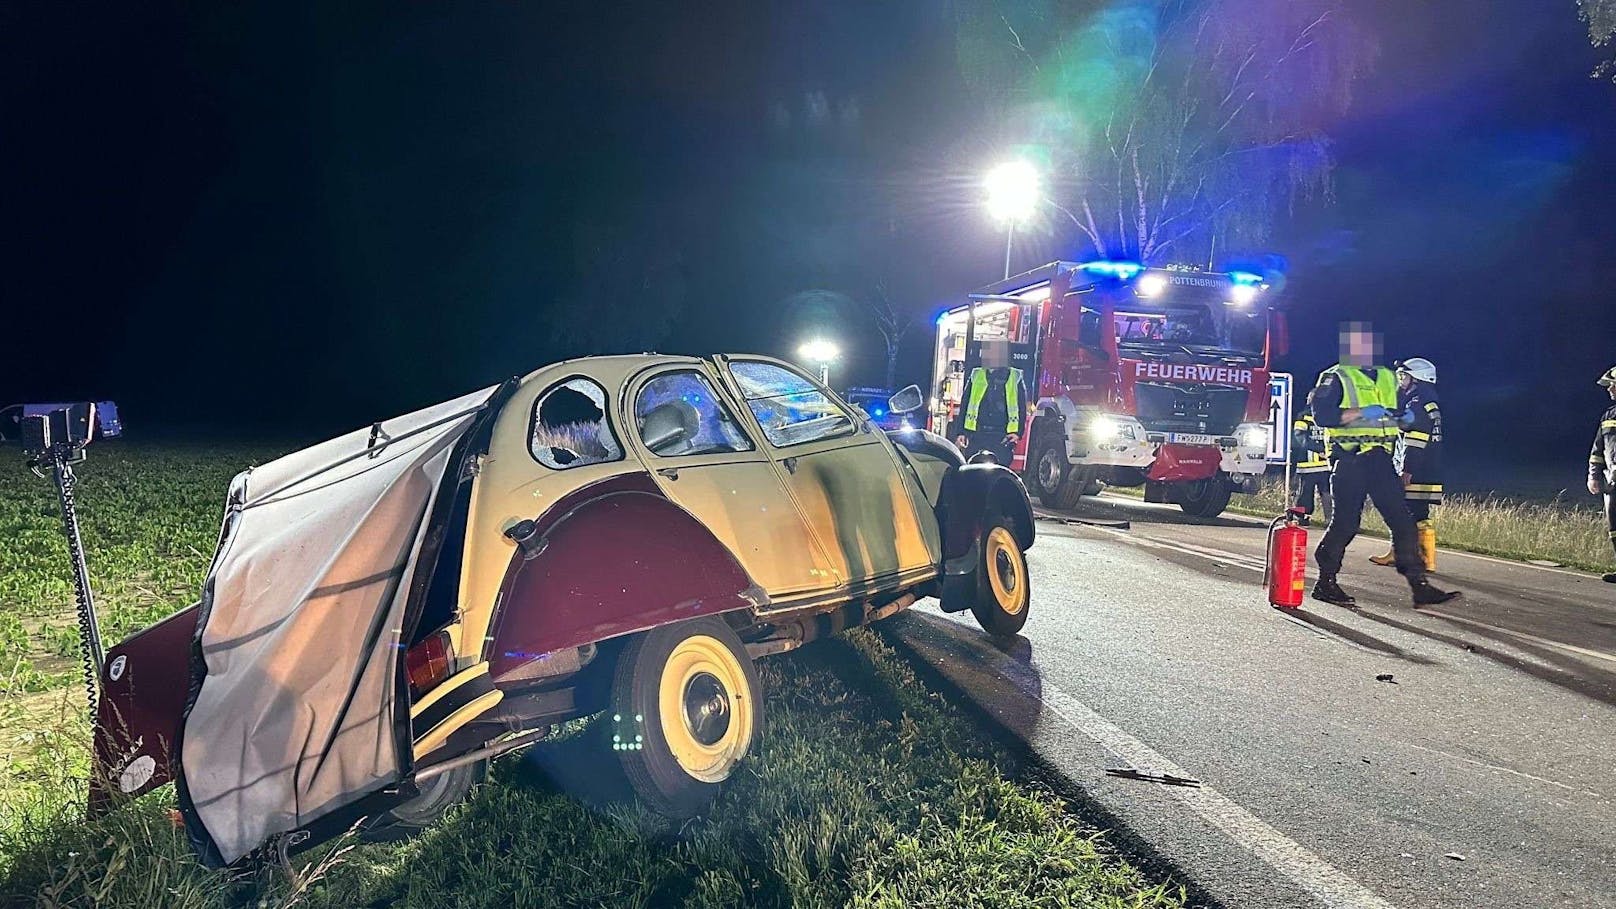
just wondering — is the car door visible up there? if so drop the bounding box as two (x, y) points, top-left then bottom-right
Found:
(716, 357), (939, 592)
(625, 364), (842, 601)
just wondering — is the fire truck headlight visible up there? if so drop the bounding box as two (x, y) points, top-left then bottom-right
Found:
(1090, 415), (1139, 442)
(1238, 425), (1270, 449)
(1227, 284), (1260, 306)
(1137, 273), (1168, 298)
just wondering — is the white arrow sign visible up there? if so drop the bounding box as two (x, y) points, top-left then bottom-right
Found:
(1266, 373), (1293, 466)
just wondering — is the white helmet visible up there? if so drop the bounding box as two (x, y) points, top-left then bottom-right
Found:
(1397, 357), (1436, 383)
(1599, 365), (1616, 387)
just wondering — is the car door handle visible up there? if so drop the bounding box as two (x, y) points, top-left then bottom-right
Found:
(657, 467), (679, 480)
(781, 457), (798, 474)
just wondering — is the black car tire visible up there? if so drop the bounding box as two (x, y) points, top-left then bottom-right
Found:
(608, 616), (761, 818)
(970, 509), (1032, 638)
(1178, 478), (1233, 518)
(362, 759), (487, 842)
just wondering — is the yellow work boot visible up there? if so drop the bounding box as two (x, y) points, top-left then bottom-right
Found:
(1368, 546), (1396, 566)
(1418, 521), (1437, 572)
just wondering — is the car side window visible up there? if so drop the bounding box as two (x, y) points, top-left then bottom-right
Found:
(634, 371), (755, 457)
(529, 377), (624, 470)
(729, 361), (854, 448)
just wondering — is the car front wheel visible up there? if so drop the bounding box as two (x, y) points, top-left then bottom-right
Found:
(970, 512), (1031, 638)
(607, 616), (761, 818)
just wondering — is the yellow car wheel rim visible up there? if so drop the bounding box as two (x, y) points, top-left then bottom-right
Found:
(986, 526), (1026, 615)
(657, 635), (753, 783)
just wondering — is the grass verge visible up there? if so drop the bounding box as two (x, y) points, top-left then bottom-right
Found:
(1, 443), (1186, 907)
(0, 630), (1187, 908)
(1105, 478), (1614, 572)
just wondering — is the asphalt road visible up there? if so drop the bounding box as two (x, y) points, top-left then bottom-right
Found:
(889, 493), (1616, 909)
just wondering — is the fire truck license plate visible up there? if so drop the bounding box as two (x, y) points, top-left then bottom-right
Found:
(1169, 433), (1215, 445)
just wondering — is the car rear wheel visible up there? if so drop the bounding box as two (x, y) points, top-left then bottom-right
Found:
(1177, 478), (1233, 518)
(362, 759), (486, 842)
(607, 617), (761, 818)
(970, 513), (1031, 638)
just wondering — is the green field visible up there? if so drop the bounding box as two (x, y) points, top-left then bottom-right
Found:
(0, 444), (1185, 908)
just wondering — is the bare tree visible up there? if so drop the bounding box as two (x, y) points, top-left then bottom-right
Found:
(1580, 0), (1616, 80)
(956, 0), (1373, 263)
(868, 280), (927, 391)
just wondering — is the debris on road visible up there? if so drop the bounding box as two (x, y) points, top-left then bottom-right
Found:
(1104, 767), (1202, 787)
(1375, 673), (1398, 684)
(1037, 513), (1131, 531)
(1445, 852), (1467, 862)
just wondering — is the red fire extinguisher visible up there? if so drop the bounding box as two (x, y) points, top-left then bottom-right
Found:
(1265, 507), (1309, 609)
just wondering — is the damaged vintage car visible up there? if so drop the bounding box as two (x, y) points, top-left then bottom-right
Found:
(87, 353), (1034, 866)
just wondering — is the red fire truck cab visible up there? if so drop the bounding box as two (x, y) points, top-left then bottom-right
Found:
(929, 260), (1285, 518)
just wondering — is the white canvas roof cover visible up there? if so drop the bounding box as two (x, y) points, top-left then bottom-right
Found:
(178, 385), (499, 866)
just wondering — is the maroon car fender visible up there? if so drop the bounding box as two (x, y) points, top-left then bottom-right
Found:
(89, 603), (200, 810)
(487, 477), (762, 678)
(935, 463), (1036, 613)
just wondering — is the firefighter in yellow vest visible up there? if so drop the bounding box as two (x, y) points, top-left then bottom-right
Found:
(955, 341), (1029, 465)
(1370, 358), (1442, 570)
(1291, 396), (1332, 527)
(1589, 365), (1616, 583)
(1310, 323), (1457, 607)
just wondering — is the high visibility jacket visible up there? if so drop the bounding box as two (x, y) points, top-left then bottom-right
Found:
(1316, 365), (1400, 453)
(1398, 380), (1443, 504)
(963, 366), (1023, 433)
(1292, 412), (1330, 473)
(1591, 403), (1616, 488)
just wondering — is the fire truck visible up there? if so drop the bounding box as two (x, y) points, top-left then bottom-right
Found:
(929, 260), (1285, 518)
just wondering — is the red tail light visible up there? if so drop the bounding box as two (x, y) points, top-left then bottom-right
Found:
(405, 631), (454, 696)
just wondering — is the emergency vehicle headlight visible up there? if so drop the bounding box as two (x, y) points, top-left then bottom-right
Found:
(1089, 415), (1137, 442)
(1227, 284), (1260, 306)
(1137, 273), (1168, 298)
(1237, 425), (1269, 449)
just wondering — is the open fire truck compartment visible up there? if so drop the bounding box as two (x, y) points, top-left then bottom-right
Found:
(930, 260), (1286, 518)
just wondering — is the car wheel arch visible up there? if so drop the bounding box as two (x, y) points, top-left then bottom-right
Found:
(485, 484), (765, 680)
(934, 463), (1035, 612)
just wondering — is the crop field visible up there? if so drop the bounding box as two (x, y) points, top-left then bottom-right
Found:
(0, 444), (1184, 908)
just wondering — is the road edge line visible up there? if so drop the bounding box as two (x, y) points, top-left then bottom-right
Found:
(896, 615), (1401, 909)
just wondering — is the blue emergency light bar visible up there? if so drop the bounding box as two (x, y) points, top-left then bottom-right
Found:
(1079, 260), (1145, 281)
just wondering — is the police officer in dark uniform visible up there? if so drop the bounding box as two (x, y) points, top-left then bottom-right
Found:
(1589, 365), (1616, 583)
(1310, 323), (1458, 607)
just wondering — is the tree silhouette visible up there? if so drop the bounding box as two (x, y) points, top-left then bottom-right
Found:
(1580, 0), (1616, 80)
(955, 0), (1374, 264)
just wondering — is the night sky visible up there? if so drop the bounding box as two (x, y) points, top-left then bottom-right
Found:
(4, 2), (1613, 488)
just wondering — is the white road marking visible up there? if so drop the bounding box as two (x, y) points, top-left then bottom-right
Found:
(926, 618), (1400, 909)
(1071, 519), (1270, 574)
(1421, 609), (1616, 667)
(1392, 739), (1608, 800)
(1091, 492), (1609, 583)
